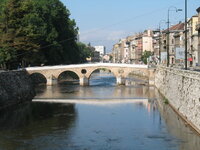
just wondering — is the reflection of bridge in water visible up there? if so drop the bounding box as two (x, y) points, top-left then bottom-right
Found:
(26, 63), (155, 86)
(33, 99), (149, 105)
(34, 84), (156, 100)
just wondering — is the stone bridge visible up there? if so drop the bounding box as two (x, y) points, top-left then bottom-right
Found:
(26, 63), (155, 86)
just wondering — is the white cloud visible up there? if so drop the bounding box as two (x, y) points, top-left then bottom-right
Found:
(106, 30), (126, 41)
(80, 29), (128, 52)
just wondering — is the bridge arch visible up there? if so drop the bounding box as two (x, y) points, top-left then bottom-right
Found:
(88, 67), (117, 79)
(25, 63), (151, 86)
(29, 72), (47, 85)
(57, 70), (80, 85)
(88, 68), (117, 85)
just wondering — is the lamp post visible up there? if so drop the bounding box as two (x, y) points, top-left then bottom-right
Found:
(184, 0), (188, 70)
(167, 7), (182, 67)
(159, 20), (166, 63)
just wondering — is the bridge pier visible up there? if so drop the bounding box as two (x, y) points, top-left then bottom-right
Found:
(80, 76), (89, 86)
(47, 75), (57, 86)
(26, 63), (149, 86)
(116, 77), (125, 85)
(148, 69), (155, 86)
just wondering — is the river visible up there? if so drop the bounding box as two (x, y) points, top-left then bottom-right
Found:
(0, 72), (200, 150)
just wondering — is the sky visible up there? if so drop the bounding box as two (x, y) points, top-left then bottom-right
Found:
(61, 0), (199, 53)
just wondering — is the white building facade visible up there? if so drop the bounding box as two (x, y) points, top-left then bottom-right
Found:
(94, 46), (106, 56)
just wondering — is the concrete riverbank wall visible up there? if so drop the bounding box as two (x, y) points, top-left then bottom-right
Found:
(155, 66), (200, 133)
(0, 71), (35, 109)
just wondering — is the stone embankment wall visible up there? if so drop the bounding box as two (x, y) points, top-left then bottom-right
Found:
(0, 71), (35, 109)
(127, 68), (156, 85)
(155, 66), (200, 132)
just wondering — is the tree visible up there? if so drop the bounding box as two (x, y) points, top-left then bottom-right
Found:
(0, 0), (7, 14)
(109, 55), (113, 62)
(0, 0), (81, 69)
(141, 50), (153, 64)
(77, 42), (93, 63)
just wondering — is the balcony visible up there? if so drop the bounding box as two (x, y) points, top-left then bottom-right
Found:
(196, 23), (200, 31)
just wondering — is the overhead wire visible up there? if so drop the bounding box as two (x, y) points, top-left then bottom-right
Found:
(10, 0), (186, 58)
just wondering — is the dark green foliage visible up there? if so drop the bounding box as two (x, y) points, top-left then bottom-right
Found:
(109, 55), (113, 61)
(141, 50), (153, 65)
(0, 0), (7, 14)
(163, 97), (169, 104)
(0, 0), (85, 69)
(77, 42), (93, 63)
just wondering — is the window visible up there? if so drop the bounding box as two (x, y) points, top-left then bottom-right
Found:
(171, 39), (174, 44)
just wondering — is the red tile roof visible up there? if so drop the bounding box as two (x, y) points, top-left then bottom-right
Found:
(169, 22), (184, 30)
(163, 22), (184, 32)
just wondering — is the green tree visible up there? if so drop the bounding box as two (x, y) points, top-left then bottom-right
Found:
(141, 50), (153, 64)
(77, 42), (93, 63)
(0, 0), (7, 14)
(109, 55), (113, 62)
(0, 0), (81, 69)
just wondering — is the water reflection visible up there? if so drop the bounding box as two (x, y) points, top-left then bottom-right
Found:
(156, 90), (200, 150)
(0, 73), (200, 150)
(35, 84), (152, 100)
(35, 73), (154, 100)
(89, 72), (116, 86)
(0, 103), (77, 150)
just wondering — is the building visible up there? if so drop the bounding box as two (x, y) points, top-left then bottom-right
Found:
(134, 33), (143, 63)
(197, 7), (200, 66)
(188, 15), (199, 66)
(162, 22), (185, 65)
(91, 51), (100, 62)
(112, 8), (200, 67)
(85, 45), (100, 63)
(133, 30), (153, 64)
(126, 35), (137, 63)
(112, 30), (154, 64)
(142, 30), (153, 52)
(112, 39), (128, 63)
(112, 43), (121, 63)
(94, 46), (106, 56)
(121, 38), (130, 63)
(103, 54), (110, 63)
(152, 30), (160, 58)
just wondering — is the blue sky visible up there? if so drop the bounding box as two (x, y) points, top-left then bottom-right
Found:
(61, 0), (199, 53)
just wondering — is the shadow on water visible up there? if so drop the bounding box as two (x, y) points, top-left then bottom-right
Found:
(0, 102), (77, 150)
(155, 90), (200, 150)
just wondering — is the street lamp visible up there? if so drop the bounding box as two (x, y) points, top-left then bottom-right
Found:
(184, 0), (188, 70)
(159, 20), (166, 63)
(167, 7), (182, 67)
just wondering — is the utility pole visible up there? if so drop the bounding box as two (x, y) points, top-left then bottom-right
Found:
(167, 12), (170, 67)
(185, 0), (188, 70)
